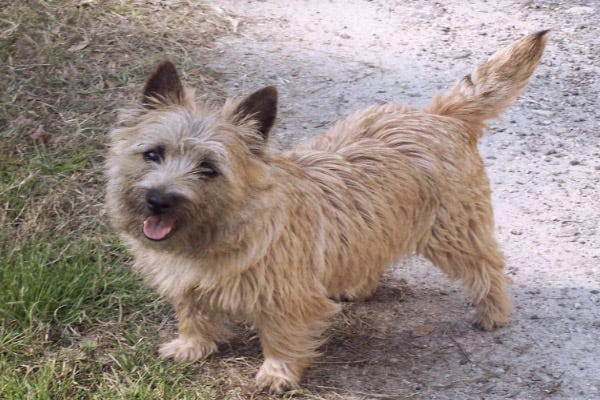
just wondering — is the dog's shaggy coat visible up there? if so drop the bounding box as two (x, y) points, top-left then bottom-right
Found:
(106, 31), (549, 392)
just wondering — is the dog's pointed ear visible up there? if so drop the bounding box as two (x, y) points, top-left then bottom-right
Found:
(233, 86), (278, 141)
(142, 60), (184, 108)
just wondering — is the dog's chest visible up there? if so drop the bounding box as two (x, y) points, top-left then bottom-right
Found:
(133, 247), (263, 318)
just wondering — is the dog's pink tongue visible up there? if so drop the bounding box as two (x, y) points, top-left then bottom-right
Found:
(143, 216), (173, 240)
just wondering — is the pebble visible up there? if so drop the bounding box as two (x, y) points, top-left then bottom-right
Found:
(533, 110), (554, 117)
(452, 50), (472, 59)
(567, 6), (595, 15)
(563, 227), (580, 237)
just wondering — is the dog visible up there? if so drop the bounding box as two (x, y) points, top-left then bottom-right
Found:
(105, 31), (548, 393)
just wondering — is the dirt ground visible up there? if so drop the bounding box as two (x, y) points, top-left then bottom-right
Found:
(188, 1), (598, 399)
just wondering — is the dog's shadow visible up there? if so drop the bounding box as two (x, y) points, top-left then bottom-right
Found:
(212, 275), (471, 396)
(219, 276), (413, 358)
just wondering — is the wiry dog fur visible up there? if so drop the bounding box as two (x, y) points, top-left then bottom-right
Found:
(105, 31), (549, 393)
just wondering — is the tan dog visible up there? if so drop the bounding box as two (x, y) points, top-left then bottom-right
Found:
(105, 31), (549, 393)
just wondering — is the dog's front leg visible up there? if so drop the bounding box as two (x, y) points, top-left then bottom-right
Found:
(159, 296), (230, 362)
(255, 295), (340, 393)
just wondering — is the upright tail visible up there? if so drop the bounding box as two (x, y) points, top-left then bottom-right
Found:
(426, 30), (549, 135)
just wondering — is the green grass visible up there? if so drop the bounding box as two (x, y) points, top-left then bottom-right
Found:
(0, 339), (217, 400)
(0, 237), (131, 332)
(0, 328), (217, 399)
(0, 235), (220, 399)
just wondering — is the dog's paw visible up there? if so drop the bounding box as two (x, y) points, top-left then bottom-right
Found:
(473, 297), (512, 331)
(158, 337), (217, 362)
(255, 358), (299, 394)
(472, 310), (509, 331)
(473, 315), (508, 331)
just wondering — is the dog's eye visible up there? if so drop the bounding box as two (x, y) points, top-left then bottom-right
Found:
(195, 161), (219, 178)
(143, 147), (164, 163)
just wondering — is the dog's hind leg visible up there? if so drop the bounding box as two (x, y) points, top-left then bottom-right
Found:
(421, 201), (513, 331)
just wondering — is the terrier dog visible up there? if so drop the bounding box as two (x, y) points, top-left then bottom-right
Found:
(105, 31), (548, 393)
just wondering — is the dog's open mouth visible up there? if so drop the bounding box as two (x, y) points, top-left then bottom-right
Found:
(143, 216), (174, 241)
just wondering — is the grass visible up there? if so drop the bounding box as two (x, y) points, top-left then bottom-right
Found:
(0, 237), (206, 399)
(0, 232), (224, 399)
(0, 1), (241, 398)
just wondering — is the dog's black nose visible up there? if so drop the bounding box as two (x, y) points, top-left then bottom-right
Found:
(146, 190), (180, 214)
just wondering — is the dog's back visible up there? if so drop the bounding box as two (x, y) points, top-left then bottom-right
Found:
(288, 30), (549, 305)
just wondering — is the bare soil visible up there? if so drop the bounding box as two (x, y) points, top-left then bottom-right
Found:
(182, 1), (598, 399)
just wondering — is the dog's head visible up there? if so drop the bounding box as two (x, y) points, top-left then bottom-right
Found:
(105, 61), (277, 253)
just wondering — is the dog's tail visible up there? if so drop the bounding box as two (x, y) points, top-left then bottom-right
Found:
(425, 30), (549, 137)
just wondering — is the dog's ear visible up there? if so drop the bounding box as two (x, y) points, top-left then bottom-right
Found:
(142, 60), (184, 108)
(233, 86), (278, 142)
